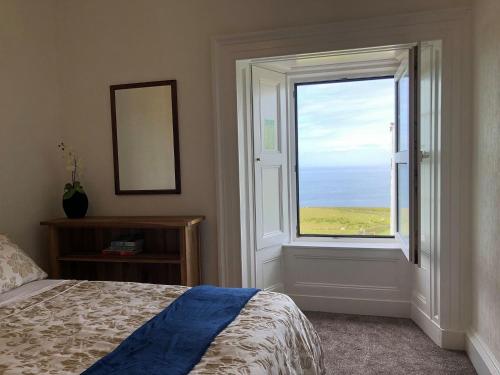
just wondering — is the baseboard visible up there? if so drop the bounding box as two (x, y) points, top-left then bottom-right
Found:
(410, 302), (465, 350)
(289, 293), (410, 318)
(466, 331), (500, 375)
(411, 303), (443, 346)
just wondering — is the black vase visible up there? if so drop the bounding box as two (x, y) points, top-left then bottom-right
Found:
(63, 191), (88, 219)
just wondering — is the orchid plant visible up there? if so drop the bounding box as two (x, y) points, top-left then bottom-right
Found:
(58, 142), (85, 199)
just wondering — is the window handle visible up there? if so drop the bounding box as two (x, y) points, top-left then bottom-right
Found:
(255, 157), (261, 162)
(419, 151), (430, 161)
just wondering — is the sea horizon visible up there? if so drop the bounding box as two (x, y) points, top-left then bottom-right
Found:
(298, 165), (391, 208)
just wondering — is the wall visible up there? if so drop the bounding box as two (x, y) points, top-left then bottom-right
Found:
(285, 245), (412, 317)
(470, 0), (500, 370)
(0, 0), (62, 268)
(54, 0), (471, 284)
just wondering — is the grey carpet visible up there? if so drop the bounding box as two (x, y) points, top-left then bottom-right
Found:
(305, 312), (476, 375)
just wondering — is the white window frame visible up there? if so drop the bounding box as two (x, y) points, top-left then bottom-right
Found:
(214, 9), (471, 349)
(287, 65), (402, 245)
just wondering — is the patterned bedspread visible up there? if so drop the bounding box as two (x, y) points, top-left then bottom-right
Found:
(0, 281), (324, 374)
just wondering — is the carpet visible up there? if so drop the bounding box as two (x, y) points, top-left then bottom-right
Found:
(305, 312), (476, 375)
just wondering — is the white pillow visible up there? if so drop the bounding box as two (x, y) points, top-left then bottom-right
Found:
(0, 234), (47, 294)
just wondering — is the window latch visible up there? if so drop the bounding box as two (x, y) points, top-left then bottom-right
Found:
(419, 151), (431, 161)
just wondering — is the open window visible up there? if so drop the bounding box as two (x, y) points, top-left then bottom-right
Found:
(244, 44), (426, 292)
(295, 77), (395, 238)
(292, 46), (421, 264)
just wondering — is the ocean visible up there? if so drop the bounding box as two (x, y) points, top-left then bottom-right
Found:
(298, 165), (391, 208)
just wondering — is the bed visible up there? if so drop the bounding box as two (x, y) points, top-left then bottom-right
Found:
(0, 235), (325, 374)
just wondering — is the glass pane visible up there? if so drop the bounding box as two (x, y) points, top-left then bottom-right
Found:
(263, 119), (277, 150)
(297, 78), (394, 236)
(397, 163), (409, 242)
(397, 72), (409, 152)
(260, 82), (279, 151)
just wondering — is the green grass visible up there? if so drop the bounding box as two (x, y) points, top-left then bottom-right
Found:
(299, 207), (391, 236)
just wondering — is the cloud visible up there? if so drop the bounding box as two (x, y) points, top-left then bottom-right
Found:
(297, 78), (394, 167)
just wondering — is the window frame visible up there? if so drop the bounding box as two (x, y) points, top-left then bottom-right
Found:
(393, 46), (420, 264)
(290, 74), (397, 241)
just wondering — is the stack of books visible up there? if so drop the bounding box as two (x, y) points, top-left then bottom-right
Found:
(102, 234), (144, 256)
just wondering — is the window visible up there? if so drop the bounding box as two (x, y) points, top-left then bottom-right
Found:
(295, 77), (395, 237)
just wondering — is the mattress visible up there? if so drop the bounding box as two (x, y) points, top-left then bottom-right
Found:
(0, 280), (325, 374)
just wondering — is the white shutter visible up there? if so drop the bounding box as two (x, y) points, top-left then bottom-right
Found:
(252, 65), (289, 291)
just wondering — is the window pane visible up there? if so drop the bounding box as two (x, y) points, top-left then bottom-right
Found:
(263, 119), (278, 150)
(397, 72), (409, 152)
(260, 82), (279, 151)
(297, 78), (394, 236)
(397, 163), (409, 241)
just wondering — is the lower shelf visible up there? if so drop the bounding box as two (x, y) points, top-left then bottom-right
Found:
(58, 253), (181, 264)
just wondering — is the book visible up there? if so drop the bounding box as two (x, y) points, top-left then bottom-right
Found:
(110, 234), (144, 249)
(102, 248), (143, 256)
(108, 242), (143, 251)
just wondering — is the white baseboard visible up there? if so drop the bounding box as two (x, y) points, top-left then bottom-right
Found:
(410, 303), (465, 350)
(466, 331), (500, 375)
(289, 293), (410, 318)
(411, 303), (442, 345)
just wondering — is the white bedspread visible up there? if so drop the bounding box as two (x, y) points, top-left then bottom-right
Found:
(0, 280), (325, 374)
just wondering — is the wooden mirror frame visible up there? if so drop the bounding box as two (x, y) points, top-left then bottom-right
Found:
(110, 80), (181, 195)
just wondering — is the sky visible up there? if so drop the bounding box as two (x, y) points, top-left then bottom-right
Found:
(297, 77), (395, 168)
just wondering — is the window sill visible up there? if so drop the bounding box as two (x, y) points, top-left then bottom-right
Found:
(284, 239), (401, 251)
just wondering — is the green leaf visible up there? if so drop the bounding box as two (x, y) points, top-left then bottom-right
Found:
(73, 181), (85, 193)
(63, 188), (76, 200)
(64, 181), (85, 199)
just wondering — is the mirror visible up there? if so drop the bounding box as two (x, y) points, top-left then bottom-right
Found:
(110, 80), (181, 194)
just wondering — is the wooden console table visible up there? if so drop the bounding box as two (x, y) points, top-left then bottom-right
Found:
(41, 216), (204, 286)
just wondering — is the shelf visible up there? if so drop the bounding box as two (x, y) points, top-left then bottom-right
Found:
(41, 216), (204, 228)
(43, 215), (203, 286)
(58, 253), (181, 264)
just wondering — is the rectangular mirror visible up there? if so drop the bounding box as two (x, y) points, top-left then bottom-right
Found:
(110, 80), (181, 194)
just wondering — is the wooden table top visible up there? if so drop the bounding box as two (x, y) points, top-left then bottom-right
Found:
(41, 216), (205, 228)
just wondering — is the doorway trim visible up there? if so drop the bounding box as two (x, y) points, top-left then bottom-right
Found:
(211, 6), (471, 345)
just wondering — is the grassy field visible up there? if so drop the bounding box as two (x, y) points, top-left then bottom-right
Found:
(299, 207), (391, 236)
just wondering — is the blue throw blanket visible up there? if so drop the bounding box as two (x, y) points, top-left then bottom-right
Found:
(82, 285), (259, 375)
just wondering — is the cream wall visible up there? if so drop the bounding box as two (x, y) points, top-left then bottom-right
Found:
(54, 0), (471, 284)
(0, 0), (62, 269)
(471, 0), (500, 364)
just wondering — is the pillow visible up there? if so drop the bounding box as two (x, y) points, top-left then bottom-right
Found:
(0, 234), (47, 294)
